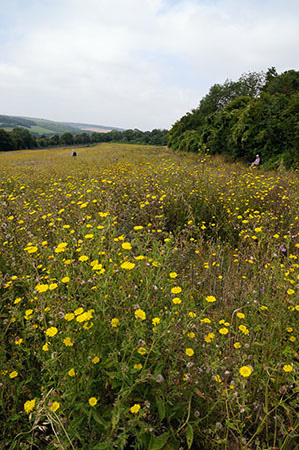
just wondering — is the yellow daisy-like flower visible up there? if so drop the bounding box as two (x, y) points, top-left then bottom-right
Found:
(239, 325), (249, 335)
(74, 307), (84, 316)
(9, 370), (18, 379)
(78, 255), (89, 261)
(92, 356), (100, 364)
(135, 309), (146, 320)
(283, 364), (293, 372)
(63, 337), (73, 347)
(122, 242), (132, 250)
(219, 327), (229, 335)
(204, 332), (215, 343)
(64, 313), (75, 321)
(185, 348), (194, 357)
(201, 318), (211, 324)
(15, 337), (23, 345)
(84, 234), (94, 239)
(169, 272), (177, 278)
(287, 289), (295, 296)
(130, 404), (141, 414)
(234, 342), (241, 349)
(134, 226), (143, 230)
(45, 327), (58, 337)
(239, 366), (253, 377)
(236, 313), (245, 319)
(24, 399), (36, 414)
(42, 343), (49, 351)
(171, 286), (182, 294)
(134, 363), (143, 370)
(121, 261), (135, 270)
(61, 277), (70, 283)
(50, 401), (60, 412)
(49, 283), (58, 290)
(68, 368), (76, 377)
(89, 397), (97, 406)
(205, 295), (216, 303)
(137, 347), (146, 355)
(172, 297), (181, 304)
(152, 317), (160, 325)
(36, 284), (49, 293)
(111, 318), (120, 327)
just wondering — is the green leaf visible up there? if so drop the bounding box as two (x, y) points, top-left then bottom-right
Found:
(150, 432), (171, 450)
(186, 423), (194, 449)
(156, 395), (166, 421)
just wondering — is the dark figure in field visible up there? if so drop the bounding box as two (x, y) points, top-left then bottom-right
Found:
(72, 150), (77, 157)
(250, 154), (260, 167)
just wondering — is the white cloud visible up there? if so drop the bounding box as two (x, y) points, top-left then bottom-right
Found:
(0, 0), (298, 129)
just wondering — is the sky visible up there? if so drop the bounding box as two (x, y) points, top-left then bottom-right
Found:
(0, 0), (298, 130)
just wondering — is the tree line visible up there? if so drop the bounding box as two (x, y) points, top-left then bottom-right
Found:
(168, 68), (299, 169)
(0, 127), (168, 151)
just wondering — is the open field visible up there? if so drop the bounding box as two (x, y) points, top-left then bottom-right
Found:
(0, 143), (298, 449)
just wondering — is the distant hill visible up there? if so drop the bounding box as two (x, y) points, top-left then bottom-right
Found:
(0, 114), (123, 135)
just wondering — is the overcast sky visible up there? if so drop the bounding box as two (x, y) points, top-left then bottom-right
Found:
(0, 0), (298, 130)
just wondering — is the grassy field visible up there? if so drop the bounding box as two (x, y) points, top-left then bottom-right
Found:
(0, 143), (298, 449)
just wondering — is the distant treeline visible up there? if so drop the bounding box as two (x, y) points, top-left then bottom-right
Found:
(0, 127), (168, 151)
(168, 68), (299, 169)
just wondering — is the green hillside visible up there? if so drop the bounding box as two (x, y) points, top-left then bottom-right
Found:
(0, 114), (122, 136)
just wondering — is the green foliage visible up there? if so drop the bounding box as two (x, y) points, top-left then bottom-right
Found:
(168, 68), (299, 169)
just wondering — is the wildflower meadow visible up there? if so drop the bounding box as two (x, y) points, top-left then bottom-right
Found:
(1, 143), (298, 449)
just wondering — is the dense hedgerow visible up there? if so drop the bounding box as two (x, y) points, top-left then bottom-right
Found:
(0, 143), (298, 449)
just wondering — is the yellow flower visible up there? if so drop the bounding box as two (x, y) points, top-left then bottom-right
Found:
(14, 297), (22, 304)
(49, 283), (58, 290)
(42, 343), (49, 351)
(169, 272), (177, 278)
(122, 242), (132, 250)
(239, 325), (249, 335)
(188, 312), (196, 318)
(50, 401), (60, 412)
(204, 332), (215, 343)
(201, 318), (211, 324)
(89, 397), (97, 406)
(172, 297), (181, 304)
(45, 327), (58, 337)
(236, 313), (245, 319)
(64, 313), (75, 321)
(287, 289), (295, 295)
(92, 356), (100, 364)
(74, 307), (84, 316)
(36, 284), (49, 293)
(171, 286), (182, 294)
(239, 366), (253, 377)
(214, 375), (222, 383)
(152, 317), (160, 325)
(121, 261), (135, 270)
(15, 337), (23, 345)
(135, 309), (146, 320)
(63, 337), (73, 347)
(134, 226), (143, 230)
(68, 368), (76, 377)
(130, 404), (141, 414)
(185, 348), (194, 357)
(84, 234), (94, 239)
(134, 363), (143, 370)
(24, 399), (36, 414)
(61, 277), (70, 283)
(205, 295), (216, 303)
(283, 364), (293, 372)
(79, 255), (89, 261)
(219, 328), (229, 335)
(9, 370), (18, 379)
(234, 342), (241, 349)
(111, 318), (120, 327)
(137, 347), (146, 355)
